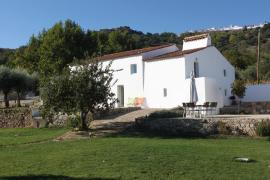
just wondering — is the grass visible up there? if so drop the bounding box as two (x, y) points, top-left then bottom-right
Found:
(0, 129), (270, 179)
(0, 128), (68, 146)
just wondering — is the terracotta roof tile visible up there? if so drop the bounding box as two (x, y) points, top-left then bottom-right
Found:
(97, 44), (174, 61)
(183, 33), (209, 42)
(144, 47), (208, 61)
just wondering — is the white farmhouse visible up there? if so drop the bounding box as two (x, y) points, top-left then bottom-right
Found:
(99, 34), (235, 109)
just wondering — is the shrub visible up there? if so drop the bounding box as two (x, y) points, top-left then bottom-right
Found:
(148, 109), (183, 119)
(217, 121), (231, 135)
(67, 115), (82, 129)
(255, 121), (270, 136)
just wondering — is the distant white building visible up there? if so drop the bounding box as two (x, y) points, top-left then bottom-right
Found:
(99, 34), (235, 109)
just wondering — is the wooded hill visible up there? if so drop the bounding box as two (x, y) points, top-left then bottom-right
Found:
(1, 20), (270, 81)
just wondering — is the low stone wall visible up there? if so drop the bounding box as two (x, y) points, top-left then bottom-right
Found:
(220, 102), (270, 114)
(135, 116), (270, 136)
(0, 107), (32, 128)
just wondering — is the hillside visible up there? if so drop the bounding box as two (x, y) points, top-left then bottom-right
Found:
(0, 48), (15, 65)
(1, 21), (270, 81)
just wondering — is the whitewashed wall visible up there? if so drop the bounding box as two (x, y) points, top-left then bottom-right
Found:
(242, 83), (270, 102)
(184, 47), (235, 106)
(182, 77), (223, 108)
(102, 55), (144, 107)
(100, 45), (234, 108)
(144, 57), (186, 108)
(101, 45), (178, 108)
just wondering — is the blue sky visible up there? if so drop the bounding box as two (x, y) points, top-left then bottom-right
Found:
(1, 0), (270, 48)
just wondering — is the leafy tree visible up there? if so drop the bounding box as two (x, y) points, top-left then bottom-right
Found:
(13, 37), (41, 73)
(6, 21), (270, 83)
(0, 48), (15, 66)
(0, 66), (14, 107)
(12, 69), (36, 107)
(108, 31), (125, 52)
(231, 80), (246, 98)
(41, 58), (117, 130)
(39, 20), (88, 78)
(238, 65), (257, 80)
(231, 80), (246, 114)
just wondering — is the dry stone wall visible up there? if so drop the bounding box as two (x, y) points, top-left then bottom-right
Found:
(0, 107), (32, 128)
(135, 116), (270, 136)
(220, 102), (270, 114)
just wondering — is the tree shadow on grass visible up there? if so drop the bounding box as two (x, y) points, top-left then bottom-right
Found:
(0, 175), (118, 180)
(94, 120), (210, 139)
(91, 117), (257, 140)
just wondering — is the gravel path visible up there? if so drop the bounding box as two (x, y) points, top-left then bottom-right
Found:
(90, 108), (159, 137)
(55, 108), (160, 140)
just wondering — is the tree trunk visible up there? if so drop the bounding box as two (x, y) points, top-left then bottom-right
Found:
(17, 92), (21, 107)
(4, 93), (9, 108)
(80, 111), (88, 130)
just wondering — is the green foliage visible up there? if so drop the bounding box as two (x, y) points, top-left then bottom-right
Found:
(0, 66), (14, 107)
(255, 121), (270, 137)
(11, 69), (37, 107)
(67, 115), (82, 129)
(0, 48), (15, 66)
(41, 58), (117, 129)
(148, 109), (183, 119)
(231, 80), (246, 98)
(0, 66), (38, 107)
(4, 21), (270, 81)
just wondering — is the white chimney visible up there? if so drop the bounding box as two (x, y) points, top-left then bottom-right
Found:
(182, 34), (211, 51)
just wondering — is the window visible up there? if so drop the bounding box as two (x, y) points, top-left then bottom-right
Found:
(224, 89), (227, 96)
(163, 88), (167, 97)
(130, 64), (137, 74)
(223, 69), (227, 77)
(194, 61), (199, 78)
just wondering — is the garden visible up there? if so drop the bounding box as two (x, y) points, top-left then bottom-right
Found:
(0, 128), (270, 179)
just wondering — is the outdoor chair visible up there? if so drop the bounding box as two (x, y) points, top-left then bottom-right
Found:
(209, 102), (218, 115)
(186, 102), (196, 118)
(202, 102), (210, 117)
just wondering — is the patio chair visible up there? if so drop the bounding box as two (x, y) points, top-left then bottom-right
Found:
(186, 102), (196, 118)
(209, 102), (218, 115)
(202, 102), (210, 117)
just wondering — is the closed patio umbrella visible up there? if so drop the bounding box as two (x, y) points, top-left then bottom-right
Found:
(190, 71), (198, 103)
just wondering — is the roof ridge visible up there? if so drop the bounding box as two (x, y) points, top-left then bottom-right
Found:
(144, 46), (210, 61)
(97, 44), (175, 61)
(183, 33), (209, 42)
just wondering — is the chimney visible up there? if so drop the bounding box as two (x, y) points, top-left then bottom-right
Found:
(182, 33), (211, 51)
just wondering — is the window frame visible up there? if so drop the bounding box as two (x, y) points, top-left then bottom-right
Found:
(163, 88), (167, 97)
(130, 64), (137, 74)
(223, 69), (227, 77)
(194, 61), (199, 78)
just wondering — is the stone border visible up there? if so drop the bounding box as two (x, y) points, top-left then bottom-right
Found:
(0, 107), (32, 128)
(135, 116), (270, 136)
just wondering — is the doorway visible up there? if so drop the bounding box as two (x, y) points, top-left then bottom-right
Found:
(117, 85), (124, 107)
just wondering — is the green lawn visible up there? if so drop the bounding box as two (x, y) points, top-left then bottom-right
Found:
(0, 128), (68, 146)
(0, 129), (270, 179)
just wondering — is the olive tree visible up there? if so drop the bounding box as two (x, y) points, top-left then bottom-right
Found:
(12, 69), (36, 107)
(231, 80), (246, 99)
(231, 80), (246, 113)
(41, 59), (117, 130)
(0, 66), (13, 107)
